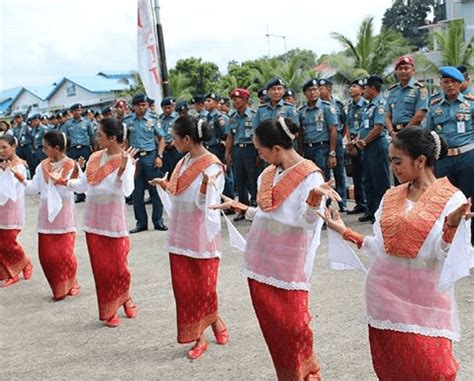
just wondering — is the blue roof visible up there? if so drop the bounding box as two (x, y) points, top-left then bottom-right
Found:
(47, 75), (132, 99)
(27, 85), (56, 100)
(0, 86), (23, 104)
(97, 72), (134, 80)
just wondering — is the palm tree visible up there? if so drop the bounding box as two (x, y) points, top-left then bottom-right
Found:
(168, 72), (194, 101)
(433, 19), (474, 68)
(330, 17), (410, 78)
(118, 71), (145, 98)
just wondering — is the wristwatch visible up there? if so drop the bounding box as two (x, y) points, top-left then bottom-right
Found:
(328, 151), (336, 157)
(157, 153), (163, 159)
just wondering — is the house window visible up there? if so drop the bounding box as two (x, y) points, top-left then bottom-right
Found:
(66, 83), (76, 97)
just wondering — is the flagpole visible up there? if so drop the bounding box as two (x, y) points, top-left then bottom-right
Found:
(152, 0), (170, 97)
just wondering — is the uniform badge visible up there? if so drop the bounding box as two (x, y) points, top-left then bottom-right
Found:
(146, 121), (154, 129)
(459, 102), (470, 111)
(329, 106), (336, 114)
(378, 106), (385, 115)
(456, 113), (465, 121)
(420, 88), (428, 100)
(436, 125), (443, 132)
(390, 103), (395, 110)
(434, 108), (443, 116)
(219, 118), (225, 127)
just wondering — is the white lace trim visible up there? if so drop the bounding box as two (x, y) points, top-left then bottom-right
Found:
(242, 268), (310, 291)
(166, 246), (221, 259)
(366, 317), (460, 342)
(0, 224), (24, 230)
(83, 226), (128, 238)
(37, 227), (76, 234)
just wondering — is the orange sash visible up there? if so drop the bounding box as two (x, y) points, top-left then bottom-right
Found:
(380, 177), (457, 259)
(41, 157), (75, 183)
(167, 153), (223, 195)
(257, 160), (321, 212)
(86, 150), (122, 185)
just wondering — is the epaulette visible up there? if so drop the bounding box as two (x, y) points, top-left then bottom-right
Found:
(298, 105), (307, 111)
(283, 101), (294, 107)
(228, 110), (237, 117)
(464, 93), (474, 101)
(414, 81), (425, 88)
(258, 104), (267, 108)
(320, 99), (331, 105)
(430, 97), (442, 106)
(388, 84), (398, 91)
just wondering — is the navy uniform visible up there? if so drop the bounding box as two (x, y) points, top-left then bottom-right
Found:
(346, 78), (369, 214)
(358, 76), (391, 222)
(318, 78), (347, 211)
(283, 88), (297, 105)
(191, 94), (208, 119)
(257, 88), (268, 105)
(11, 113), (35, 176)
(31, 114), (50, 167)
(299, 78), (338, 186)
(253, 77), (299, 129)
(175, 100), (189, 117)
(63, 103), (94, 161)
(425, 66), (474, 243)
(124, 93), (166, 232)
(159, 96), (182, 174)
(225, 88), (259, 208)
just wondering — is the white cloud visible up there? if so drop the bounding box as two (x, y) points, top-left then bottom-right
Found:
(0, 0), (393, 90)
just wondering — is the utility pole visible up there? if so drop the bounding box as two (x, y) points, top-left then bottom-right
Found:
(265, 26), (288, 62)
(152, 0), (170, 96)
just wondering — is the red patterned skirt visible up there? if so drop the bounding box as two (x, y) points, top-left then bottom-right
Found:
(369, 326), (458, 380)
(169, 253), (220, 344)
(248, 279), (321, 381)
(86, 233), (131, 320)
(38, 233), (78, 299)
(0, 229), (30, 281)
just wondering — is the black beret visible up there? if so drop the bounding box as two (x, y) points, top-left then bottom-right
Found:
(350, 78), (366, 87)
(160, 96), (176, 107)
(55, 111), (63, 118)
(266, 77), (286, 90)
(70, 103), (83, 111)
(366, 76), (383, 86)
(318, 78), (333, 87)
(191, 94), (205, 104)
(48, 114), (57, 120)
(175, 100), (188, 111)
(85, 108), (94, 114)
(101, 106), (112, 114)
(219, 96), (230, 104)
(205, 92), (220, 101)
(456, 65), (468, 75)
(283, 88), (296, 98)
(94, 111), (102, 117)
(30, 113), (41, 120)
(13, 112), (23, 118)
(131, 93), (149, 106)
(302, 78), (318, 91)
(257, 88), (267, 98)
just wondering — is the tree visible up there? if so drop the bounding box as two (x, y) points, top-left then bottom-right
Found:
(168, 72), (194, 101)
(433, 19), (474, 67)
(170, 57), (220, 95)
(118, 71), (145, 98)
(331, 17), (411, 78)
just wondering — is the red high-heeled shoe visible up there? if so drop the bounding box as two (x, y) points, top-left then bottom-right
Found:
(105, 314), (121, 328)
(123, 299), (138, 319)
(187, 340), (209, 360)
(23, 262), (33, 280)
(1, 275), (20, 287)
(212, 317), (229, 345)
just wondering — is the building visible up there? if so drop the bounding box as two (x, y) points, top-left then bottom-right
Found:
(446, 0), (474, 42)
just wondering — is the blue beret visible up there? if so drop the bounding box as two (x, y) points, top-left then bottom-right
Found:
(70, 103), (83, 111)
(192, 94), (205, 104)
(160, 96), (175, 107)
(131, 93), (149, 105)
(283, 88), (296, 98)
(302, 78), (319, 91)
(366, 76), (383, 86)
(439, 66), (464, 82)
(350, 78), (366, 87)
(318, 78), (333, 87)
(175, 100), (188, 111)
(205, 92), (220, 101)
(257, 88), (267, 98)
(266, 77), (286, 90)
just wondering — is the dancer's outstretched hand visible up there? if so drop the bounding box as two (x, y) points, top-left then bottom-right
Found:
(209, 194), (249, 214)
(149, 172), (169, 190)
(318, 207), (346, 235)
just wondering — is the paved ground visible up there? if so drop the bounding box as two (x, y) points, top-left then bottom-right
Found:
(1, 198), (473, 380)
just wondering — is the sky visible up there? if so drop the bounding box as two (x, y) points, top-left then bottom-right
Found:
(0, 0), (394, 91)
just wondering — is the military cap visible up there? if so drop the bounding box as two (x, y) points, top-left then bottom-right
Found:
(94, 111), (102, 117)
(70, 103), (83, 111)
(439, 66), (464, 83)
(101, 106), (113, 114)
(205, 92), (220, 101)
(365, 76), (383, 86)
(219, 96), (230, 104)
(191, 94), (206, 104)
(257, 88), (267, 98)
(114, 99), (127, 107)
(456, 65), (469, 77)
(230, 88), (250, 99)
(85, 108), (94, 114)
(395, 55), (415, 68)
(147, 97), (155, 105)
(318, 78), (333, 87)
(55, 111), (63, 118)
(131, 93), (149, 105)
(302, 78), (319, 92)
(48, 114), (57, 120)
(283, 89), (296, 98)
(13, 112), (23, 118)
(160, 96), (176, 107)
(266, 77), (286, 90)
(175, 100), (188, 112)
(350, 78), (366, 87)
(30, 113), (41, 120)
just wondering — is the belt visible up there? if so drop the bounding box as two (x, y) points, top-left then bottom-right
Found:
(236, 143), (253, 148)
(304, 141), (328, 147)
(74, 145), (83, 149)
(447, 142), (474, 157)
(19, 143), (32, 147)
(138, 150), (154, 157)
(394, 123), (408, 131)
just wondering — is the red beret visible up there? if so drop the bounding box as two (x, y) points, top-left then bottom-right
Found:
(230, 88), (250, 99)
(114, 99), (127, 107)
(395, 55), (415, 68)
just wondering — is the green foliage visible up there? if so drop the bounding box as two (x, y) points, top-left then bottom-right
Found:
(117, 71), (145, 99)
(169, 57), (221, 95)
(433, 19), (474, 67)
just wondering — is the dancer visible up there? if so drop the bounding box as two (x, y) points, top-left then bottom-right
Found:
(0, 135), (33, 287)
(12, 130), (80, 300)
(65, 117), (138, 327)
(212, 117), (341, 380)
(150, 115), (228, 360)
(323, 127), (473, 380)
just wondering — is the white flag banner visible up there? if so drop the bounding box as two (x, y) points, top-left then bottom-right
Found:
(137, 0), (162, 104)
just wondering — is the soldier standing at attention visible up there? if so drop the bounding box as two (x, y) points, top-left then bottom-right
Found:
(175, 101), (189, 118)
(425, 66), (474, 244)
(283, 88), (297, 105)
(345, 78), (369, 215)
(11, 113), (35, 176)
(192, 95), (208, 119)
(31, 114), (50, 170)
(225, 88), (259, 220)
(159, 96), (181, 174)
(123, 94), (167, 233)
(114, 99), (129, 122)
(356, 76), (391, 223)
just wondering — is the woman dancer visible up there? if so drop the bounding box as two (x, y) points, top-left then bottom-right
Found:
(65, 117), (138, 327)
(323, 127), (473, 380)
(0, 135), (33, 287)
(150, 116), (228, 360)
(213, 117), (340, 380)
(12, 130), (80, 299)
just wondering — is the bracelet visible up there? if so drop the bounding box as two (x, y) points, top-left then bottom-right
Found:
(342, 228), (364, 249)
(442, 217), (457, 244)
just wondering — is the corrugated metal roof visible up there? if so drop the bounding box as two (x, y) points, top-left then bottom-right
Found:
(27, 85), (57, 100)
(46, 75), (132, 99)
(0, 86), (23, 103)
